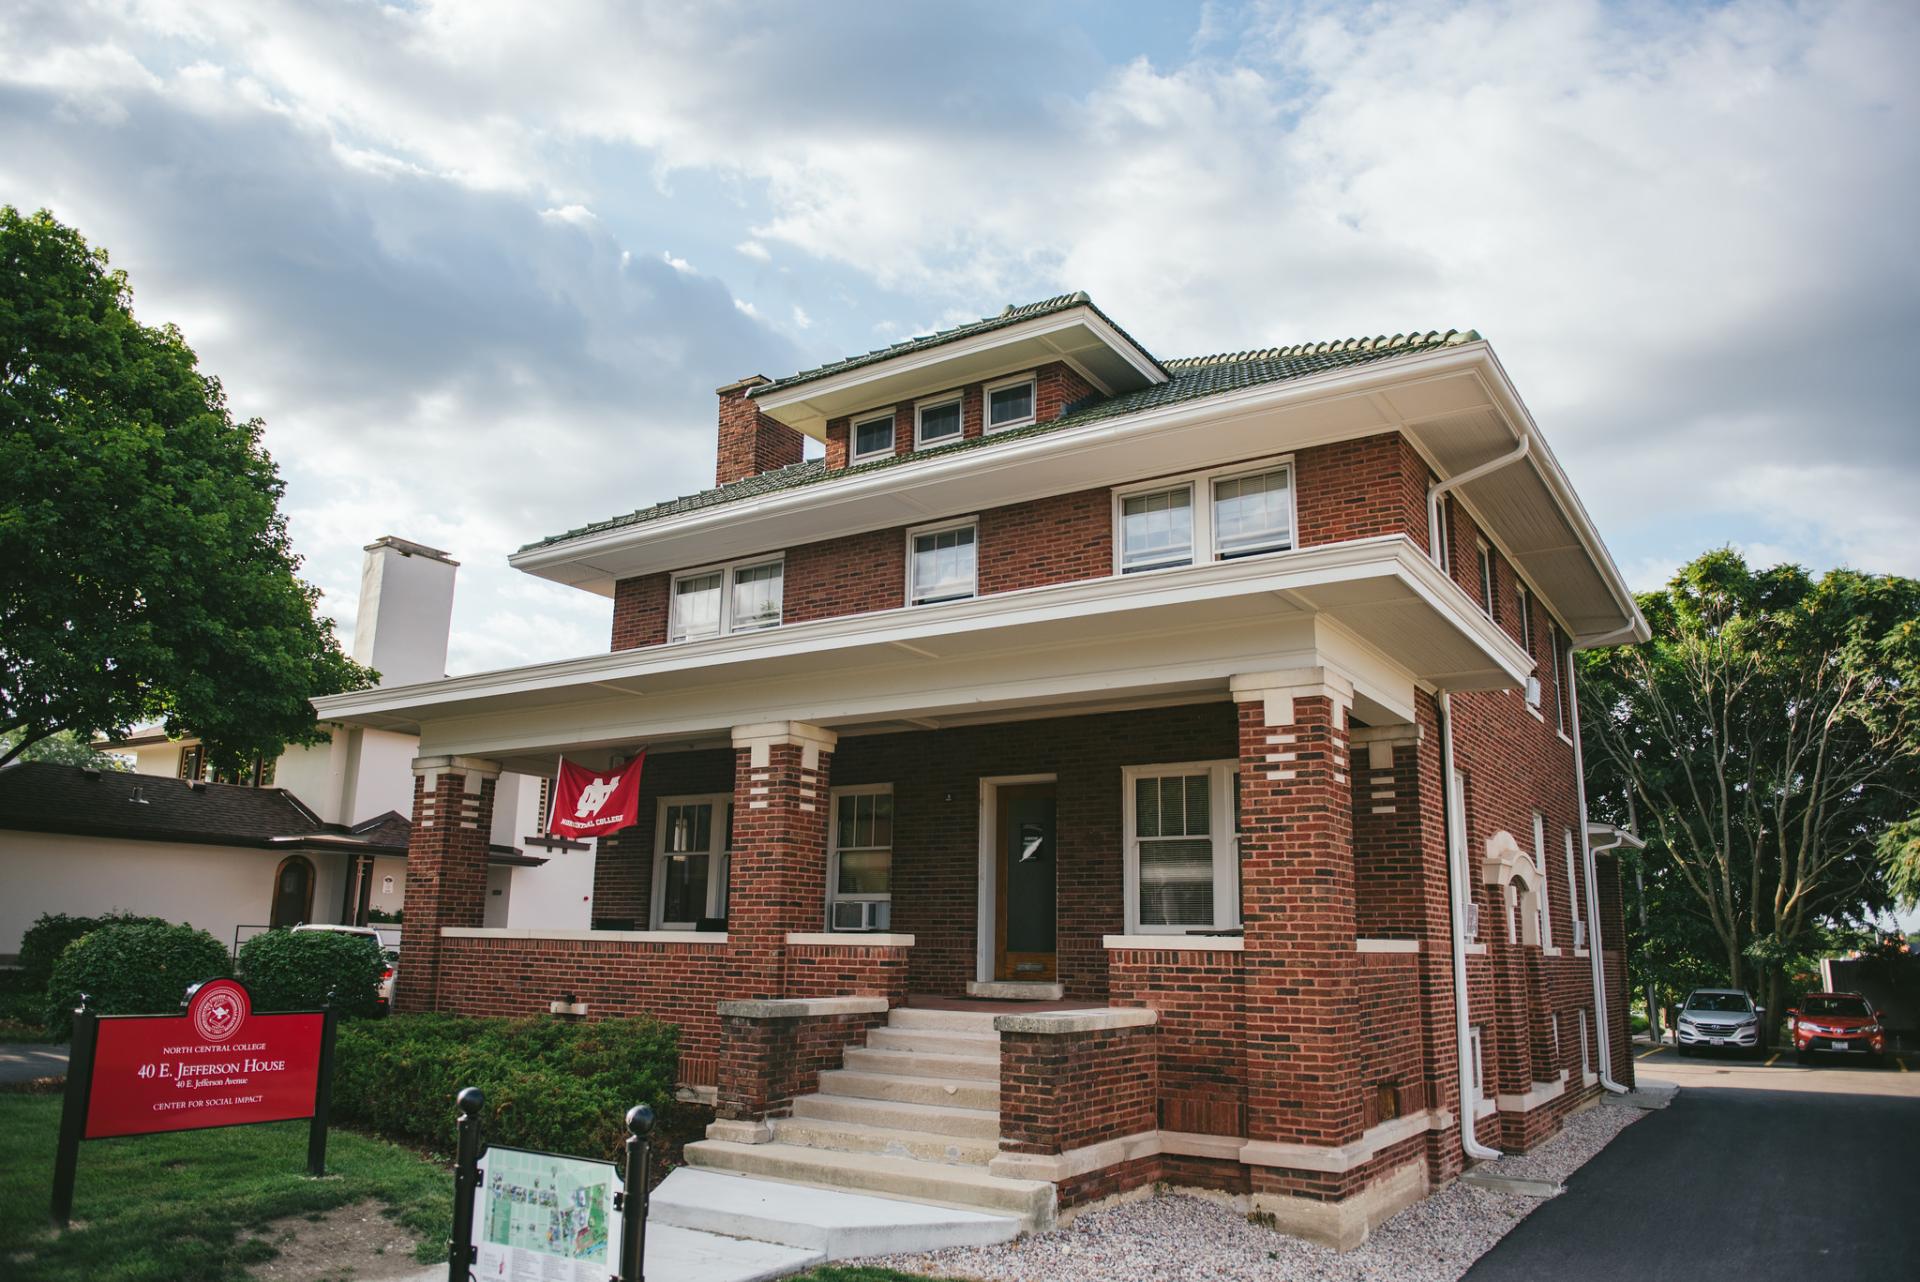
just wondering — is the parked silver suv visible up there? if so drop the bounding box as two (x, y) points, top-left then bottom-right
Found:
(1676, 988), (1761, 1056)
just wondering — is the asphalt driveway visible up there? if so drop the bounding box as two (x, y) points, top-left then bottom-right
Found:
(0, 1042), (67, 1086)
(1467, 1048), (1920, 1281)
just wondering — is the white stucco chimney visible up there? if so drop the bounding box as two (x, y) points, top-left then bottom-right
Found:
(352, 537), (459, 687)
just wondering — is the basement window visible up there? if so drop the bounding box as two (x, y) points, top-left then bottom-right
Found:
(985, 374), (1037, 432)
(914, 393), (963, 448)
(1122, 761), (1241, 934)
(852, 412), (895, 463)
(669, 556), (784, 642)
(907, 519), (977, 605)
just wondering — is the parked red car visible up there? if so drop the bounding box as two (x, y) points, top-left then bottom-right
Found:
(1787, 991), (1887, 1065)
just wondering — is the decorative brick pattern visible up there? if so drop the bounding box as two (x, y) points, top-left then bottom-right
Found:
(999, 1024), (1157, 1156)
(396, 760), (497, 1013)
(728, 727), (835, 1000)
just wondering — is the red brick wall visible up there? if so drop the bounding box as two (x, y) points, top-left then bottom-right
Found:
(396, 766), (496, 1013)
(717, 1008), (888, 1122)
(784, 942), (911, 1003)
(818, 361), (1097, 474)
(785, 527), (905, 625)
(999, 1024), (1157, 1155)
(1356, 952), (1429, 1124)
(717, 379), (804, 486)
(728, 737), (833, 1000)
(1297, 432), (1430, 549)
(977, 486), (1113, 594)
(611, 573), (669, 650)
(1108, 947), (1247, 1137)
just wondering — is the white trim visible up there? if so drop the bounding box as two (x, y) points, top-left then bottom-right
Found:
(669, 553), (785, 643)
(904, 516), (978, 606)
(1111, 454), (1295, 576)
(1121, 759), (1241, 934)
(1496, 1075), (1567, 1112)
(785, 932), (914, 947)
(441, 927), (725, 945)
(849, 410), (897, 463)
(1103, 934), (1244, 951)
(990, 1112), (1452, 1183)
(826, 783), (894, 928)
(976, 772), (1058, 983)
(912, 389), (965, 449)
(650, 792), (732, 930)
(1356, 938), (1419, 953)
(1476, 539), (1495, 617)
(1533, 810), (1551, 949)
(983, 371), (1038, 434)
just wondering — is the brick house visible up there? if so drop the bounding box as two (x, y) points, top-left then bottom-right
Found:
(315, 292), (1647, 1248)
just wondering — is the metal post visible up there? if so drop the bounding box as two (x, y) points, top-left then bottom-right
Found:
(448, 1087), (486, 1282)
(307, 1001), (338, 1176)
(617, 1104), (655, 1282)
(50, 996), (97, 1229)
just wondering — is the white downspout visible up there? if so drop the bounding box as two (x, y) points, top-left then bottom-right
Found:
(1440, 691), (1503, 1160)
(1566, 658), (1629, 1094)
(1426, 436), (1531, 558)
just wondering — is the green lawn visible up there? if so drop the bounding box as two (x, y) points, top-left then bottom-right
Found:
(0, 1093), (452, 1282)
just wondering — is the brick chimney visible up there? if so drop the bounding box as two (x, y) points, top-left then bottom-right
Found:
(716, 375), (804, 485)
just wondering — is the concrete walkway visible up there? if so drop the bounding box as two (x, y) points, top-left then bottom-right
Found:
(400, 1223), (819, 1282)
(0, 1042), (67, 1085)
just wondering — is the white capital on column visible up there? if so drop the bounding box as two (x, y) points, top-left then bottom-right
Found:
(731, 721), (838, 770)
(1230, 667), (1355, 728)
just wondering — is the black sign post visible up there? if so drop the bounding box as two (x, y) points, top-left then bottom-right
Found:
(49, 996), (98, 1229)
(447, 1087), (487, 1282)
(307, 1001), (339, 1176)
(617, 1104), (655, 1282)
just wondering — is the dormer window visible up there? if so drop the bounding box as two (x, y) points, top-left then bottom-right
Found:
(985, 374), (1037, 433)
(851, 412), (895, 463)
(914, 394), (963, 449)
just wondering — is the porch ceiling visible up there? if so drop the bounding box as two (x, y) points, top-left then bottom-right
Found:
(314, 537), (1528, 774)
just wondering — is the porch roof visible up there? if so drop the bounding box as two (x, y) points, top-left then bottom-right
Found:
(314, 535), (1529, 775)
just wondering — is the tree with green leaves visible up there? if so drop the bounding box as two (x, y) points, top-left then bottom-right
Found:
(1580, 550), (1920, 1024)
(0, 207), (371, 772)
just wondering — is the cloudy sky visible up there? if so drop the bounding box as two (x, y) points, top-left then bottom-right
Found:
(5, 0), (1916, 674)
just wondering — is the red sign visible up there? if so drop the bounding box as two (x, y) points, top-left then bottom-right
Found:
(547, 752), (646, 838)
(84, 978), (325, 1139)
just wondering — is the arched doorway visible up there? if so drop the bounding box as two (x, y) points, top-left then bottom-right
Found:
(270, 855), (316, 927)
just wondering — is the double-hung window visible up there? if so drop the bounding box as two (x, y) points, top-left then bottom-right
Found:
(1564, 827), (1584, 949)
(1516, 582), (1535, 655)
(851, 412), (895, 463)
(1122, 761), (1240, 933)
(1477, 541), (1495, 616)
(1114, 459), (1294, 574)
(669, 556), (784, 641)
(1433, 494), (1453, 574)
(985, 374), (1036, 433)
(914, 392), (963, 448)
(907, 520), (977, 604)
(829, 786), (893, 926)
(1533, 810), (1551, 947)
(1549, 621), (1568, 735)
(652, 794), (732, 929)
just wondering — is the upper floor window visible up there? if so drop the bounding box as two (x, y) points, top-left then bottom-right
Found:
(985, 374), (1036, 433)
(1477, 540), (1495, 616)
(915, 393), (963, 448)
(1516, 582), (1535, 654)
(1549, 620), (1568, 734)
(907, 519), (977, 605)
(1433, 494), (1453, 574)
(1122, 760), (1241, 933)
(852, 412), (895, 463)
(1533, 810), (1551, 947)
(1114, 459), (1293, 574)
(670, 556), (784, 642)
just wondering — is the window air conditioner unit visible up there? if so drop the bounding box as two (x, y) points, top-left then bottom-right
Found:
(1463, 902), (1481, 940)
(831, 901), (890, 932)
(1573, 920), (1587, 950)
(1525, 676), (1543, 708)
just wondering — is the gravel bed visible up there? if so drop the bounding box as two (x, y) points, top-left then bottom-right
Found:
(862, 1097), (1646, 1282)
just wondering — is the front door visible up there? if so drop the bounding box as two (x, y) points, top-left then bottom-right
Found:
(270, 856), (315, 927)
(995, 783), (1057, 981)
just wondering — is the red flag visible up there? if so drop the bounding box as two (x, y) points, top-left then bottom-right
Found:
(548, 752), (646, 838)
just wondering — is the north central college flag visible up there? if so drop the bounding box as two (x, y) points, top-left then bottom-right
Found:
(547, 752), (646, 838)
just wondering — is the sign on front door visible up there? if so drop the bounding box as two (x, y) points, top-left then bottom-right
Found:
(995, 782), (1057, 981)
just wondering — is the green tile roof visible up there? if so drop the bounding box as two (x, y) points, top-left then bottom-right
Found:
(520, 325), (1480, 553)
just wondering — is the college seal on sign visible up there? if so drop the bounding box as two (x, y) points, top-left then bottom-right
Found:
(188, 978), (251, 1043)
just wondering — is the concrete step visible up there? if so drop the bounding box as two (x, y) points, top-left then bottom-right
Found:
(650, 1167), (1021, 1260)
(682, 1140), (1056, 1230)
(867, 1026), (1002, 1057)
(818, 1067), (999, 1111)
(843, 1045), (999, 1081)
(790, 1091), (1002, 1139)
(966, 980), (1065, 1001)
(772, 1114), (999, 1166)
(887, 1007), (1002, 1033)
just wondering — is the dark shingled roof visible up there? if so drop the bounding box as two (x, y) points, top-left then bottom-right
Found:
(521, 324), (1480, 552)
(0, 762), (412, 853)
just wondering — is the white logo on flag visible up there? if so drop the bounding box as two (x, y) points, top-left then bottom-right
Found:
(574, 775), (621, 818)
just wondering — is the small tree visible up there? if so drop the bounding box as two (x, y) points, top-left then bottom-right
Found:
(0, 207), (373, 772)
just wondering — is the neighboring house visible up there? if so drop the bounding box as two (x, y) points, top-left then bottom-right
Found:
(313, 292), (1649, 1247)
(0, 537), (594, 962)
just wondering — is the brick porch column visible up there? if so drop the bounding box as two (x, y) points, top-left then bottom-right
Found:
(1231, 669), (1363, 1152)
(728, 722), (837, 1000)
(395, 755), (500, 1013)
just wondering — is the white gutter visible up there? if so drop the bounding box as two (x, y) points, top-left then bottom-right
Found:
(1439, 691), (1503, 1161)
(1426, 435), (1531, 561)
(1566, 659), (1629, 1095)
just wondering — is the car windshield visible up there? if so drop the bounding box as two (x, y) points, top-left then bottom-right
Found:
(1686, 993), (1752, 1013)
(1802, 995), (1870, 1018)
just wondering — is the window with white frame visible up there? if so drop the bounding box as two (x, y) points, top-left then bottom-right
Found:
(669, 557), (784, 642)
(1433, 494), (1453, 574)
(829, 786), (893, 919)
(1550, 620), (1568, 734)
(1533, 810), (1552, 947)
(985, 374), (1036, 433)
(1579, 1008), (1592, 1074)
(1564, 827), (1584, 947)
(914, 393), (963, 448)
(907, 520), (977, 605)
(1113, 459), (1293, 574)
(1469, 1025), (1487, 1111)
(652, 795), (732, 929)
(1477, 541), (1495, 616)
(1551, 1011), (1561, 1058)
(852, 412), (895, 463)
(1516, 582), (1535, 655)
(1123, 761), (1240, 933)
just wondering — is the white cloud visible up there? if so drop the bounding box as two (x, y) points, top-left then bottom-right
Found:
(733, 297), (760, 318)
(735, 240), (770, 262)
(791, 304), (812, 330)
(662, 250), (693, 273)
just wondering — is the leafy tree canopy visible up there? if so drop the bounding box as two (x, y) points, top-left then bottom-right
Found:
(0, 729), (129, 770)
(1581, 549), (1920, 1016)
(0, 207), (372, 771)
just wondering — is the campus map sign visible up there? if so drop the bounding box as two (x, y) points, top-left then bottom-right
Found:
(473, 1146), (619, 1282)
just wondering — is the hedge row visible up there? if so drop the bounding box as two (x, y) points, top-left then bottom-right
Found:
(332, 1014), (679, 1163)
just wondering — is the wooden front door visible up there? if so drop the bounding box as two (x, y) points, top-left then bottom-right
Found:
(270, 855), (315, 927)
(994, 783), (1057, 981)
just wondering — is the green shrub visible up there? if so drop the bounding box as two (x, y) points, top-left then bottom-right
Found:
(237, 929), (386, 1017)
(45, 921), (230, 1036)
(333, 1014), (678, 1163)
(19, 911), (169, 989)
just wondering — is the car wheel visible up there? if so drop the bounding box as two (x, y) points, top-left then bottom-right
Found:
(1676, 1044), (1690, 1058)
